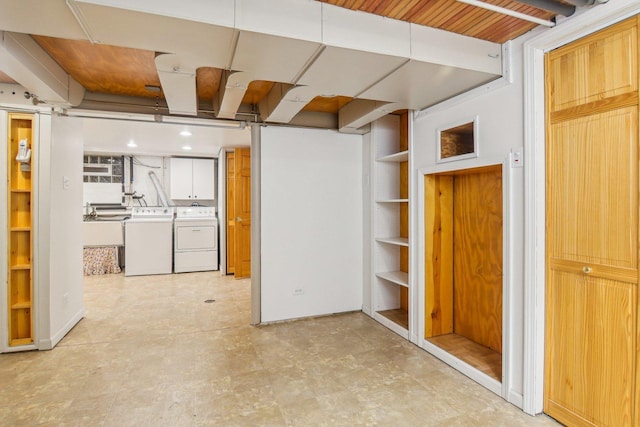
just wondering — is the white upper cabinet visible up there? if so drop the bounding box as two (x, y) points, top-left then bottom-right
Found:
(169, 157), (215, 200)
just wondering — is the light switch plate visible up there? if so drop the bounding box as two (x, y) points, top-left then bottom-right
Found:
(511, 148), (523, 168)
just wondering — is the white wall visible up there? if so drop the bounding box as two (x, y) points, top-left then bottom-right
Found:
(83, 154), (218, 209)
(260, 126), (363, 322)
(412, 35), (529, 405)
(38, 114), (85, 349)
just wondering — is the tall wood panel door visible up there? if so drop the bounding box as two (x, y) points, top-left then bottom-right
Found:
(234, 148), (251, 279)
(545, 17), (640, 427)
(226, 152), (236, 274)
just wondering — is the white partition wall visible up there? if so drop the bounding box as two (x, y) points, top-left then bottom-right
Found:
(37, 114), (85, 349)
(260, 126), (363, 322)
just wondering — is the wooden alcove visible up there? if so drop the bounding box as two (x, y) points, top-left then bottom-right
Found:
(424, 164), (503, 381)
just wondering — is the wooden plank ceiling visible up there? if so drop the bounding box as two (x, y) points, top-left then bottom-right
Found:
(29, 0), (555, 114)
(318, 0), (556, 43)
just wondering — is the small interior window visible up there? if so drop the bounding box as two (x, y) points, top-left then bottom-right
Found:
(437, 118), (478, 163)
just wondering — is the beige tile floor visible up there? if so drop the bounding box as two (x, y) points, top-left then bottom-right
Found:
(1, 272), (559, 426)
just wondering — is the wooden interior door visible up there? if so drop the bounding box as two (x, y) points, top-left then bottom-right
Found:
(234, 148), (251, 279)
(226, 152), (235, 274)
(545, 17), (640, 426)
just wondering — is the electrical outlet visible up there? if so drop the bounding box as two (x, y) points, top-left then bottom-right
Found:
(293, 288), (304, 296)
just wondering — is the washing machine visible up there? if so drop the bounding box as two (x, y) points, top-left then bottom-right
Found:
(124, 207), (174, 276)
(174, 206), (218, 273)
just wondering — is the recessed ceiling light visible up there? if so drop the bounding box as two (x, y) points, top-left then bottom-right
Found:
(182, 145), (192, 151)
(180, 129), (192, 137)
(127, 140), (137, 148)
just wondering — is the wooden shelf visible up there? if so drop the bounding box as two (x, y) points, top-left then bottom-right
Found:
(375, 236), (409, 247)
(9, 338), (33, 347)
(376, 271), (409, 287)
(376, 150), (409, 163)
(371, 114), (410, 341)
(428, 333), (502, 382)
(7, 112), (34, 347)
(11, 302), (32, 309)
(376, 198), (409, 203)
(377, 308), (409, 330)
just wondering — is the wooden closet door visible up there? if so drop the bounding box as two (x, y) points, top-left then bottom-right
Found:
(234, 148), (251, 279)
(545, 17), (640, 427)
(226, 152), (236, 274)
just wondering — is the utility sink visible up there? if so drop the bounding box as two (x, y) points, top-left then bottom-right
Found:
(83, 220), (125, 247)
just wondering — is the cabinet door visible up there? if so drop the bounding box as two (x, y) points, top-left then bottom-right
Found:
(192, 158), (215, 200)
(169, 158), (194, 199)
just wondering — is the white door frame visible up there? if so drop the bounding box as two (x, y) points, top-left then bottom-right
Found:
(523, 0), (640, 415)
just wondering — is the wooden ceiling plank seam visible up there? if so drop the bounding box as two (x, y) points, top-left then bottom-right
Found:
(436, 0), (550, 40)
(461, 13), (517, 40)
(462, 10), (513, 33)
(376, 0), (412, 15)
(489, 0), (554, 18)
(408, 0), (455, 25)
(444, 7), (508, 35)
(403, 0), (445, 22)
(476, 17), (538, 42)
(430, 4), (477, 28)
(381, 0), (425, 19)
(348, 0), (368, 10)
(439, 5), (488, 30)
(465, 0), (550, 37)
(466, 6), (534, 34)
(423, 1), (471, 28)
(364, 0), (387, 13)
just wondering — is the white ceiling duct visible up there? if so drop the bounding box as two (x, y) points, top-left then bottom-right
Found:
(0, 31), (85, 105)
(154, 53), (197, 116)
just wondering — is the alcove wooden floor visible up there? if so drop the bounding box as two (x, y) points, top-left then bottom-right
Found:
(378, 308), (409, 329)
(428, 333), (502, 382)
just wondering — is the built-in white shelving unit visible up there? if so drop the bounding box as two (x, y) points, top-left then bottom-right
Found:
(370, 114), (410, 338)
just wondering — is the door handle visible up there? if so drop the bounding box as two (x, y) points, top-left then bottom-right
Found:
(582, 266), (592, 274)
(236, 217), (242, 222)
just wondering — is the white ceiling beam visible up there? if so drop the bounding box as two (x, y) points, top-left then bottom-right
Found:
(235, 0), (322, 43)
(0, 32), (85, 105)
(72, 0), (236, 27)
(0, 0), (86, 40)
